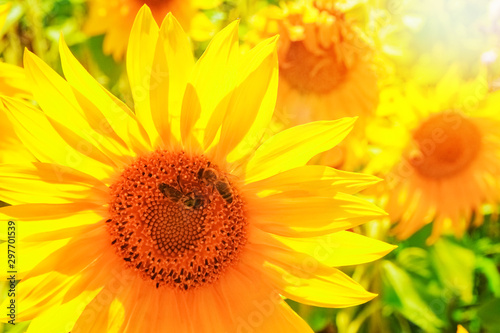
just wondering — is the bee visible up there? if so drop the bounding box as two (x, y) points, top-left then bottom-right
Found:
(197, 167), (234, 204)
(197, 166), (218, 185)
(158, 183), (183, 202)
(158, 178), (204, 209)
(214, 180), (233, 204)
(181, 191), (205, 209)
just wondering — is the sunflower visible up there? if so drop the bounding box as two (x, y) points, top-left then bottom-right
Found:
(85, 0), (219, 60)
(247, 0), (379, 170)
(367, 68), (500, 243)
(0, 62), (33, 164)
(0, 6), (393, 332)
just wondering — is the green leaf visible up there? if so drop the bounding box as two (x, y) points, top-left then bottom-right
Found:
(306, 307), (333, 332)
(430, 238), (475, 304)
(477, 298), (500, 331)
(86, 35), (123, 84)
(476, 257), (500, 297)
(382, 260), (445, 332)
(396, 247), (432, 278)
(285, 301), (332, 332)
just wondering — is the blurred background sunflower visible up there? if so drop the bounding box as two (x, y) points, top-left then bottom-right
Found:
(245, 0), (380, 171)
(85, 0), (221, 59)
(366, 70), (500, 243)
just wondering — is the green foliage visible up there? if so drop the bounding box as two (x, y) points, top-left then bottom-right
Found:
(382, 260), (445, 332)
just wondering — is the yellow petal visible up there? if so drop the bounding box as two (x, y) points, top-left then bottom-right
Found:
(215, 36), (279, 163)
(257, 302), (314, 333)
(24, 51), (120, 163)
(1, 96), (114, 180)
(246, 242), (376, 308)
(0, 239), (68, 279)
(150, 13), (194, 147)
(263, 261), (376, 307)
(189, 261), (311, 332)
(182, 20), (239, 149)
(126, 5), (161, 146)
(244, 165), (382, 195)
(25, 288), (101, 333)
(72, 274), (140, 333)
(248, 191), (387, 237)
(12, 231), (116, 325)
(23, 224), (107, 280)
(58, 37), (151, 156)
(110, 282), (159, 332)
(0, 162), (107, 205)
(66, 87), (136, 165)
(2, 270), (101, 322)
(245, 118), (357, 182)
(24, 49), (134, 167)
(0, 202), (102, 221)
(5, 273), (71, 321)
(22, 216), (104, 243)
(180, 83), (203, 152)
(61, 246), (122, 304)
(258, 230), (396, 267)
(106, 298), (127, 332)
(0, 62), (31, 98)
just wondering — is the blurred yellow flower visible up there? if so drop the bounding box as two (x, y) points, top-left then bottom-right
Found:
(0, 62), (34, 164)
(247, 0), (379, 170)
(0, 7), (393, 332)
(85, 0), (220, 60)
(368, 69), (500, 243)
(457, 324), (469, 333)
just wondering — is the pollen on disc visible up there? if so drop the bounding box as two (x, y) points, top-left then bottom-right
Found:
(107, 150), (247, 291)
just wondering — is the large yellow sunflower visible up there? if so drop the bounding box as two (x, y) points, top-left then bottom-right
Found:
(0, 6), (393, 332)
(247, 0), (379, 170)
(367, 69), (500, 243)
(85, 0), (219, 60)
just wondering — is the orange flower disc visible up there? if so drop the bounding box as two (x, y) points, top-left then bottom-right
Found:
(280, 41), (347, 94)
(276, 4), (366, 96)
(107, 150), (247, 291)
(142, 0), (171, 13)
(409, 112), (482, 179)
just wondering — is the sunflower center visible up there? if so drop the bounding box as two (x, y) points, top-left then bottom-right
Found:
(280, 41), (347, 94)
(142, 0), (166, 8)
(408, 112), (482, 179)
(107, 150), (247, 291)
